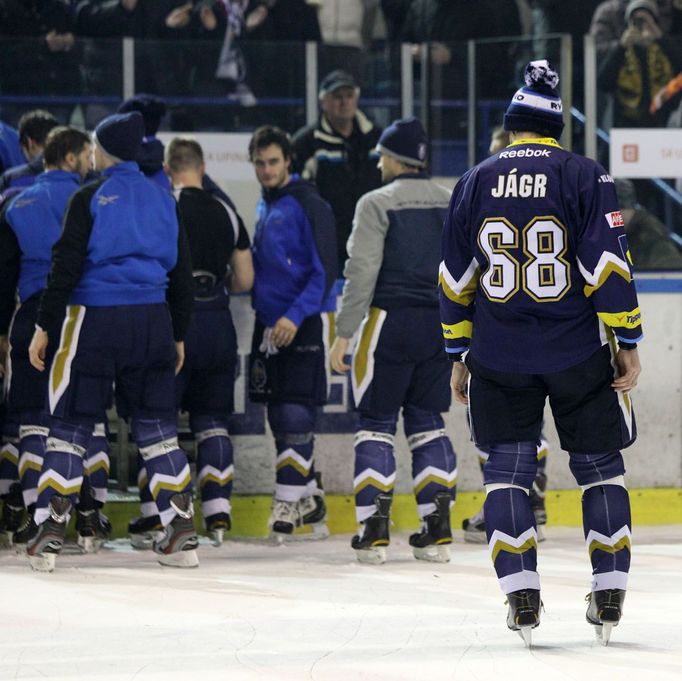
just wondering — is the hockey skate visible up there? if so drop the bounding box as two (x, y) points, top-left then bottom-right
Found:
(409, 491), (452, 563)
(351, 494), (392, 565)
(76, 509), (112, 553)
(128, 514), (163, 550)
(297, 492), (330, 540)
(0, 483), (25, 547)
(462, 507), (487, 544)
(76, 483), (111, 553)
(586, 589), (625, 645)
(530, 471), (548, 542)
(206, 513), (231, 547)
(506, 588), (542, 648)
(268, 499), (300, 543)
(153, 493), (199, 568)
(13, 510), (38, 555)
(26, 496), (72, 572)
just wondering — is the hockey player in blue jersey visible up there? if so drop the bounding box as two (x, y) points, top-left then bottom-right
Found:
(0, 127), (112, 552)
(440, 61), (642, 646)
(330, 117), (457, 565)
(26, 112), (196, 572)
(248, 126), (337, 540)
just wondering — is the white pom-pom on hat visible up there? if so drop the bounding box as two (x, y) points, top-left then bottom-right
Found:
(524, 60), (559, 90)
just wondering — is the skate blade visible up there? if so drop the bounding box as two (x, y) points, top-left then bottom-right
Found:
(291, 522), (330, 541)
(463, 531), (488, 545)
(157, 549), (199, 568)
(595, 622), (616, 646)
(209, 529), (224, 547)
(518, 626), (533, 648)
(413, 544), (451, 563)
(129, 533), (159, 551)
(354, 546), (387, 565)
(28, 553), (56, 572)
(77, 535), (105, 554)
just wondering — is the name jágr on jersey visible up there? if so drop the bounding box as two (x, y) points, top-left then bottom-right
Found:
(491, 168), (547, 199)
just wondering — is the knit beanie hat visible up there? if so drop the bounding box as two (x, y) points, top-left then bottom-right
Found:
(117, 94), (167, 137)
(504, 60), (564, 139)
(94, 112), (145, 162)
(376, 117), (428, 168)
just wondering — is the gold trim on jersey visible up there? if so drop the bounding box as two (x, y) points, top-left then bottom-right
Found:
(441, 320), (473, 341)
(508, 137), (562, 148)
(439, 259), (480, 305)
(597, 307), (642, 330)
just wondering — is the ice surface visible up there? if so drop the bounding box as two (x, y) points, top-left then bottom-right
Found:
(1, 527), (681, 680)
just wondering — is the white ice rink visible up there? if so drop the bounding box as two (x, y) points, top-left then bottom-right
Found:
(1, 526), (681, 681)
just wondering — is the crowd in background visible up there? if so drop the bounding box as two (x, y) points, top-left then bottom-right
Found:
(1, 1), (681, 132)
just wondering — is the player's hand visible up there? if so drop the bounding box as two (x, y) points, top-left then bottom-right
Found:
(450, 362), (470, 405)
(0, 335), (8, 378)
(29, 328), (49, 372)
(175, 341), (185, 375)
(271, 316), (298, 347)
(612, 347), (641, 393)
(330, 337), (351, 373)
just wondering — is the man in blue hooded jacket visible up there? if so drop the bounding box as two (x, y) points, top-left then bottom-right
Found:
(248, 125), (337, 540)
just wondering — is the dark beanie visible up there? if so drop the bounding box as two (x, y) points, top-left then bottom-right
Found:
(504, 60), (564, 140)
(376, 117), (428, 168)
(94, 112), (144, 162)
(118, 94), (166, 137)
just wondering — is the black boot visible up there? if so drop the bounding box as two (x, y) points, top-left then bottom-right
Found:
(506, 589), (541, 647)
(351, 494), (392, 565)
(409, 491), (452, 563)
(586, 589), (625, 645)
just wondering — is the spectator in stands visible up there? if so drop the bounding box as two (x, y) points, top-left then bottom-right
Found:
(293, 70), (382, 272)
(74, 0), (142, 127)
(0, 110), (59, 193)
(317, 0), (380, 83)
(615, 178), (682, 268)
(589, 0), (673, 57)
(0, 1), (80, 125)
(380, 0), (413, 42)
(597, 0), (682, 127)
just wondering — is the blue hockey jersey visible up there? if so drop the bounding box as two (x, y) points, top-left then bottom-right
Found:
(439, 137), (643, 374)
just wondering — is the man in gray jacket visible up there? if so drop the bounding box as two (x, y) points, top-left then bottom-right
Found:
(329, 117), (457, 565)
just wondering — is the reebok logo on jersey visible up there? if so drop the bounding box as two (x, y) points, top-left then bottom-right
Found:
(13, 197), (37, 208)
(499, 148), (551, 159)
(605, 211), (624, 228)
(97, 194), (119, 206)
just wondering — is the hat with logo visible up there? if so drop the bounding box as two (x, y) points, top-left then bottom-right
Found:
(94, 111), (145, 162)
(117, 94), (167, 137)
(318, 70), (359, 98)
(376, 117), (428, 168)
(504, 60), (564, 139)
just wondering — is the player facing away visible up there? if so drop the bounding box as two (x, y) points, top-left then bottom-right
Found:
(330, 117), (457, 565)
(0, 127), (112, 553)
(27, 112), (197, 572)
(440, 61), (642, 646)
(248, 126), (337, 541)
